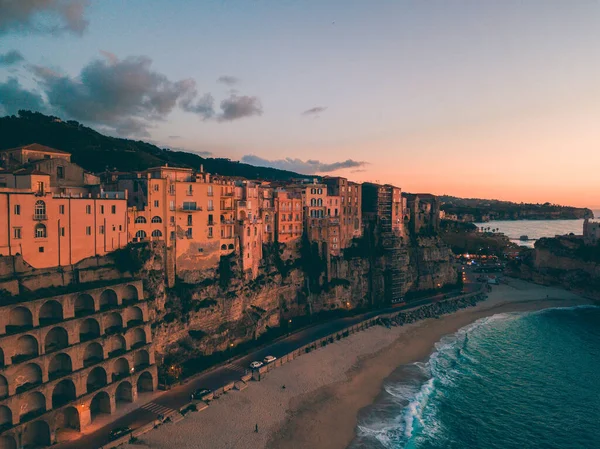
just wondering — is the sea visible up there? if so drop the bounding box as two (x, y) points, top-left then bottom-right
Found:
(473, 211), (600, 248)
(349, 305), (600, 449)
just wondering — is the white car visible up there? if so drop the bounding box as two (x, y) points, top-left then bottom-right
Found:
(249, 361), (263, 369)
(263, 355), (276, 364)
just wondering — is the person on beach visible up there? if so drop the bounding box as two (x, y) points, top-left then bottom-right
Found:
(255, 424), (259, 433)
(282, 385), (286, 390)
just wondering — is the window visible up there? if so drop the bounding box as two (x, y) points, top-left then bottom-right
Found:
(35, 223), (46, 238)
(169, 200), (175, 211)
(186, 228), (193, 239)
(154, 200), (159, 207)
(208, 185), (213, 196)
(247, 227), (251, 236)
(254, 227), (257, 236)
(208, 199), (214, 211)
(37, 181), (44, 195)
(100, 205), (105, 214)
(170, 231), (176, 240)
(58, 204), (65, 215)
(60, 227), (65, 237)
(182, 201), (197, 211)
(187, 185), (193, 195)
(34, 200), (46, 219)
(208, 214), (214, 225)
(119, 225), (122, 231)
(86, 205), (91, 214)
(135, 216), (147, 223)
(151, 216), (162, 223)
(152, 229), (163, 237)
(13, 228), (21, 239)
(170, 216), (175, 224)
(86, 226), (92, 235)
(99, 225), (105, 235)
(135, 230), (147, 239)
(111, 205), (116, 214)
(187, 215), (192, 226)
(169, 185), (175, 195)
(39, 246), (45, 253)
(153, 184), (159, 192)
(13, 204), (20, 215)
(208, 227), (213, 238)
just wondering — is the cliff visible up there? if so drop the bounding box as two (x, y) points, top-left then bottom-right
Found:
(506, 236), (600, 298)
(119, 233), (457, 380)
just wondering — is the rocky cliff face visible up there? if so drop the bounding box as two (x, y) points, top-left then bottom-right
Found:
(124, 234), (457, 370)
(507, 236), (600, 298)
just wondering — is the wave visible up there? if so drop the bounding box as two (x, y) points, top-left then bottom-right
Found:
(353, 312), (518, 449)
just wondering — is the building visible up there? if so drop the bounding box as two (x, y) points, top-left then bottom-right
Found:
(361, 183), (403, 235)
(403, 193), (441, 235)
(104, 166), (237, 275)
(322, 177), (362, 248)
(0, 280), (157, 447)
(274, 190), (303, 243)
(258, 185), (275, 244)
(583, 219), (600, 244)
(234, 181), (263, 278)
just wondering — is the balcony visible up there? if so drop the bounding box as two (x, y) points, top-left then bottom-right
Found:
(208, 191), (214, 197)
(207, 206), (214, 211)
(33, 214), (47, 221)
(179, 206), (202, 212)
(221, 205), (234, 211)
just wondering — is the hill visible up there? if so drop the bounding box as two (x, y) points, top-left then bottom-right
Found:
(0, 110), (305, 180)
(439, 195), (593, 221)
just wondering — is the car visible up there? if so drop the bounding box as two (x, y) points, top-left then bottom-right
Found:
(263, 355), (276, 364)
(109, 427), (131, 440)
(249, 361), (263, 369)
(190, 388), (211, 400)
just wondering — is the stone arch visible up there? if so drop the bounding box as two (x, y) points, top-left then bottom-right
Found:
(52, 379), (77, 409)
(22, 419), (50, 448)
(134, 216), (146, 224)
(20, 391), (46, 422)
(133, 350), (150, 370)
(0, 436), (16, 449)
(90, 391), (111, 421)
(8, 306), (33, 332)
(99, 289), (118, 311)
(108, 335), (126, 357)
(126, 307), (143, 328)
(48, 353), (73, 380)
(115, 381), (133, 406)
(122, 285), (139, 302)
(83, 342), (103, 368)
(55, 406), (80, 434)
(220, 244), (227, 250)
(74, 294), (95, 317)
(151, 216), (162, 223)
(14, 335), (39, 363)
(38, 300), (63, 325)
(135, 230), (147, 239)
(112, 358), (130, 382)
(151, 229), (162, 238)
(136, 371), (154, 393)
(34, 223), (47, 239)
(228, 243), (234, 250)
(131, 328), (146, 349)
(0, 376), (6, 400)
(104, 313), (123, 334)
(86, 367), (107, 394)
(79, 318), (100, 342)
(44, 326), (69, 354)
(15, 363), (42, 394)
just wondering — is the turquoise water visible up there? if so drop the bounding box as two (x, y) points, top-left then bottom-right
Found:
(350, 306), (600, 449)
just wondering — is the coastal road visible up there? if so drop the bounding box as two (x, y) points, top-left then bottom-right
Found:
(58, 283), (479, 449)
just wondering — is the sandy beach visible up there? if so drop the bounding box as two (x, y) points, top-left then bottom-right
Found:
(123, 279), (594, 449)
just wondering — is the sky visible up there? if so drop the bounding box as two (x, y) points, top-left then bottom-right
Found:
(1, 0), (599, 208)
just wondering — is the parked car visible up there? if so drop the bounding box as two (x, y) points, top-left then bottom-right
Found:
(109, 427), (131, 441)
(249, 361), (263, 369)
(263, 355), (276, 364)
(190, 388), (211, 400)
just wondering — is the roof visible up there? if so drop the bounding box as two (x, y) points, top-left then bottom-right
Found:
(0, 143), (71, 155)
(12, 168), (50, 176)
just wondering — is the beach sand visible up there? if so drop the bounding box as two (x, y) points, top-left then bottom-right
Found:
(123, 279), (593, 449)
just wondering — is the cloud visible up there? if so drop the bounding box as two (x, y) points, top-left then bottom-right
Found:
(241, 155), (367, 174)
(217, 75), (239, 86)
(168, 135), (181, 139)
(30, 55), (198, 136)
(351, 169), (367, 173)
(302, 106), (327, 116)
(0, 0), (90, 36)
(182, 92), (263, 122)
(218, 94), (262, 121)
(99, 50), (118, 64)
(0, 50), (25, 66)
(0, 77), (46, 115)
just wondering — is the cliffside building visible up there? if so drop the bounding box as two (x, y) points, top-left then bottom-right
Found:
(361, 183), (403, 236)
(583, 219), (600, 245)
(403, 193), (441, 235)
(322, 177), (362, 248)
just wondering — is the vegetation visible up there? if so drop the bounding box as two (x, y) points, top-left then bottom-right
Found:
(0, 110), (306, 180)
(440, 195), (593, 221)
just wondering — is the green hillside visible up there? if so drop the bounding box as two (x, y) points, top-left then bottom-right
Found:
(0, 110), (304, 180)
